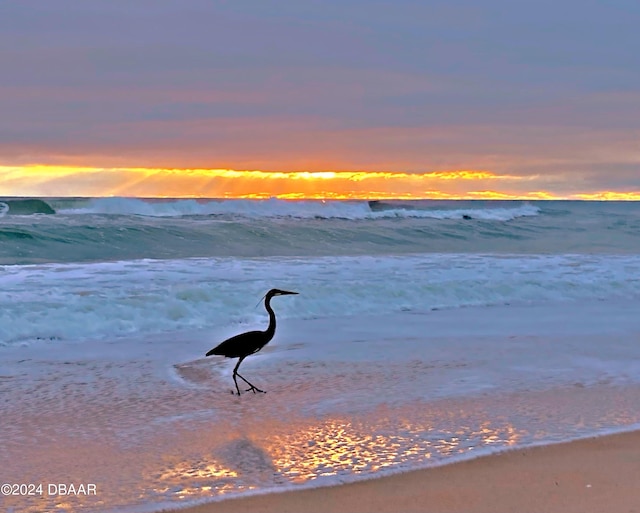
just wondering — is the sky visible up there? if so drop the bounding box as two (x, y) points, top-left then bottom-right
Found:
(1, 0), (639, 199)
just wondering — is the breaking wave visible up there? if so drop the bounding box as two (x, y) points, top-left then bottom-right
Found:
(0, 199), (56, 215)
(54, 197), (540, 221)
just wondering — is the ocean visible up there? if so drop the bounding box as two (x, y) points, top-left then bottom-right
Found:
(2, 197), (640, 512)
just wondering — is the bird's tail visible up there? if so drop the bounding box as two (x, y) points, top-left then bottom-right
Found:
(205, 348), (219, 357)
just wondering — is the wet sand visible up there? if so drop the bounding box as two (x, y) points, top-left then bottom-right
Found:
(169, 429), (640, 513)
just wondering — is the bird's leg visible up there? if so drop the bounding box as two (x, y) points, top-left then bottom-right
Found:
(232, 357), (266, 395)
(232, 358), (244, 396)
(232, 374), (241, 396)
(235, 372), (265, 394)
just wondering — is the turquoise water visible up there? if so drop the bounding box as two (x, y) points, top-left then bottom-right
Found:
(1, 198), (639, 264)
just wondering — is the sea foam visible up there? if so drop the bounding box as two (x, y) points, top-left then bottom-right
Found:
(2, 253), (639, 346)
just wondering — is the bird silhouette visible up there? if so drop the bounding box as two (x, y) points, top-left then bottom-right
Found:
(206, 288), (298, 395)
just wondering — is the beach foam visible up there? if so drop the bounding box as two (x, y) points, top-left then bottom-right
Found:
(3, 301), (640, 512)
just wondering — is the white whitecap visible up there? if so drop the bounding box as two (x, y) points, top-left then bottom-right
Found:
(55, 197), (540, 221)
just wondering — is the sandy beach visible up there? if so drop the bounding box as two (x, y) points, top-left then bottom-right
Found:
(169, 430), (640, 513)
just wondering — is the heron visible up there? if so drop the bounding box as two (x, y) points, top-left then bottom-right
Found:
(206, 288), (298, 395)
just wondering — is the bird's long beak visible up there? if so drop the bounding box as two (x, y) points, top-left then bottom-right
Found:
(256, 289), (299, 307)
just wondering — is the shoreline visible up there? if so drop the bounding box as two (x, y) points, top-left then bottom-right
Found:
(164, 429), (640, 513)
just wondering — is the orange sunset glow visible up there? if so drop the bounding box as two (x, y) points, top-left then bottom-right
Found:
(2, 165), (639, 200)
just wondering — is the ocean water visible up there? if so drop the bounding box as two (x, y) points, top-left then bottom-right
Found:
(1, 197), (640, 512)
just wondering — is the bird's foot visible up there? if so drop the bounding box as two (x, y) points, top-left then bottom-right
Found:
(246, 386), (266, 394)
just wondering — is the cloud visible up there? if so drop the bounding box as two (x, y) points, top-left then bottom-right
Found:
(0, 0), (638, 195)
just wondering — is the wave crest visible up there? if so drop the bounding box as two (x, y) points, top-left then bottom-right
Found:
(57, 197), (540, 221)
(0, 199), (55, 215)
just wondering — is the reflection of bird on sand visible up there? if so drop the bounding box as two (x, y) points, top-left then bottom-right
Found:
(205, 289), (298, 395)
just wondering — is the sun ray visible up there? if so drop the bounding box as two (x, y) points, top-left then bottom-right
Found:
(1, 165), (639, 200)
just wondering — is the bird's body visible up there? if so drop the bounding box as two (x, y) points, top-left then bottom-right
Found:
(207, 330), (267, 359)
(206, 288), (297, 395)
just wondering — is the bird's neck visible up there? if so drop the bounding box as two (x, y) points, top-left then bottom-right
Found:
(264, 296), (276, 338)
